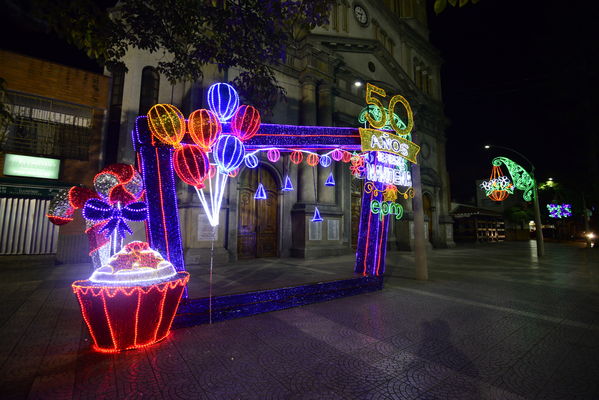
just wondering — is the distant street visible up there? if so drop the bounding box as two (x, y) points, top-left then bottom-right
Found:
(0, 241), (597, 399)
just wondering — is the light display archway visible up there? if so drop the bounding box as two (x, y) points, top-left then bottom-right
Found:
(133, 83), (420, 322)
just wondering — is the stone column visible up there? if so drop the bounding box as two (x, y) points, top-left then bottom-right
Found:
(300, 76), (317, 126)
(317, 82), (333, 126)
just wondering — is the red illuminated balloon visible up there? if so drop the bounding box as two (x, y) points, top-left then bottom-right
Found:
(231, 105), (261, 141)
(342, 151), (352, 163)
(188, 109), (222, 151)
(306, 153), (319, 166)
(290, 151), (303, 165)
(228, 168), (239, 178)
(173, 145), (209, 188)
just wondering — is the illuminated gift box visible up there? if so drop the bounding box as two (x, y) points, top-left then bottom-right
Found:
(72, 242), (189, 352)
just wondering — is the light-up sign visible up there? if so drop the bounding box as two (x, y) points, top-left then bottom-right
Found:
(359, 128), (420, 164)
(371, 200), (404, 221)
(3, 154), (60, 179)
(364, 151), (412, 187)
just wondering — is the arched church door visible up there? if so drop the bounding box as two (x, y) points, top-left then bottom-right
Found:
(423, 193), (433, 242)
(237, 166), (278, 258)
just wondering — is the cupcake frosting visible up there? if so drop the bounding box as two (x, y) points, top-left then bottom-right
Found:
(89, 241), (177, 286)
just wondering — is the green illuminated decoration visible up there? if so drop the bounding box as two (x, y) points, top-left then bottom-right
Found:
(370, 200), (404, 221)
(492, 157), (535, 201)
(358, 105), (408, 132)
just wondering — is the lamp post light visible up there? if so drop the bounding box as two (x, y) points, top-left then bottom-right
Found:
(484, 144), (545, 257)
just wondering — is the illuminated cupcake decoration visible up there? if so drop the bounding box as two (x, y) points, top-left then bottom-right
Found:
(89, 241), (177, 286)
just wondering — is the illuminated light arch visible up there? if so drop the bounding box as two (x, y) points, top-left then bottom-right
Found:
(133, 83), (419, 298)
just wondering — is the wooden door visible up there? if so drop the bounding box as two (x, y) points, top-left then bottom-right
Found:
(237, 167), (278, 258)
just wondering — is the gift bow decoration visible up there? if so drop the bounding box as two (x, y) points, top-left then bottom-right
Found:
(83, 199), (148, 239)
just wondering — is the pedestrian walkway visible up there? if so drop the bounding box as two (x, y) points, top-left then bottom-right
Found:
(0, 241), (597, 399)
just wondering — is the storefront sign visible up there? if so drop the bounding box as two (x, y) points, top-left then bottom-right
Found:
(3, 154), (60, 179)
(370, 200), (404, 221)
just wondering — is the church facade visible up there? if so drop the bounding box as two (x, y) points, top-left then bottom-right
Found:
(109, 0), (454, 266)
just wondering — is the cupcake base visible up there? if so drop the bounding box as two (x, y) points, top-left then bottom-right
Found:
(72, 272), (189, 352)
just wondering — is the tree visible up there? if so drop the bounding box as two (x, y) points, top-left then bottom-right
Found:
(4, 0), (332, 113)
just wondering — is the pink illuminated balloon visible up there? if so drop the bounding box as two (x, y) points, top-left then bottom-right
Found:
(267, 148), (280, 163)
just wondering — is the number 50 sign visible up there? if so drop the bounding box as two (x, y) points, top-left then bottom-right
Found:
(364, 83), (414, 136)
(360, 83), (420, 163)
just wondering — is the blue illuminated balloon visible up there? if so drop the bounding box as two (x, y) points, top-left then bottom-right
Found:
(244, 154), (259, 169)
(319, 155), (332, 168)
(207, 83), (239, 123)
(214, 134), (245, 173)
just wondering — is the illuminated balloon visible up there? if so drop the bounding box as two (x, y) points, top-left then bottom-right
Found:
(306, 153), (319, 166)
(342, 151), (352, 163)
(290, 151), (303, 165)
(319, 155), (332, 168)
(188, 109), (222, 151)
(244, 154), (259, 169)
(214, 134), (245, 173)
(331, 149), (343, 161)
(231, 105), (261, 141)
(207, 83), (239, 122)
(267, 148), (280, 163)
(147, 104), (186, 146)
(173, 145), (209, 188)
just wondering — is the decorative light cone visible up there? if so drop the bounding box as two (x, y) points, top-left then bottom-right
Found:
(254, 183), (267, 200)
(312, 206), (323, 222)
(282, 175), (294, 191)
(325, 172), (335, 186)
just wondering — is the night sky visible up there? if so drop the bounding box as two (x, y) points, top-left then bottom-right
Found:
(428, 0), (599, 203)
(3, 1), (598, 206)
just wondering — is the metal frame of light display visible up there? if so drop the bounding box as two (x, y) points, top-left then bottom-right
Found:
(133, 82), (418, 305)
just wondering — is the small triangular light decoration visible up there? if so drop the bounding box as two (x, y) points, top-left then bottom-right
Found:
(254, 183), (267, 200)
(325, 172), (335, 186)
(282, 175), (294, 191)
(312, 206), (323, 222)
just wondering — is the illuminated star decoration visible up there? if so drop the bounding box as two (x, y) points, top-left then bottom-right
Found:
(547, 203), (572, 218)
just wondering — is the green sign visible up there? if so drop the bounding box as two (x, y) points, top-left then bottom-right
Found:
(3, 154), (60, 179)
(359, 128), (420, 164)
(370, 200), (404, 221)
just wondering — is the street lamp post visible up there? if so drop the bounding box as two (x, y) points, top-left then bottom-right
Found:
(485, 145), (545, 257)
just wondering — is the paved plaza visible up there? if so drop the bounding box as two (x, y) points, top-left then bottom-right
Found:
(0, 241), (598, 399)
